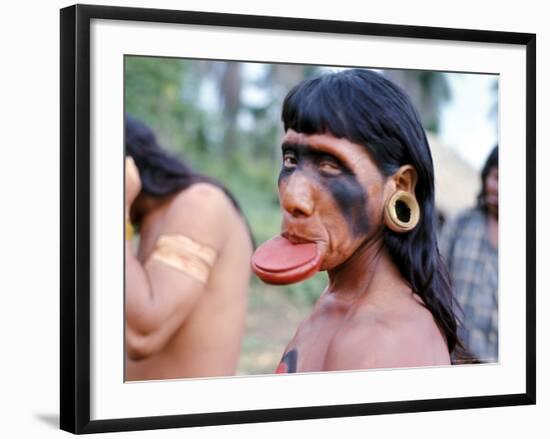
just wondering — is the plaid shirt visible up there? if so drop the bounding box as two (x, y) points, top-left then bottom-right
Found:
(439, 207), (498, 363)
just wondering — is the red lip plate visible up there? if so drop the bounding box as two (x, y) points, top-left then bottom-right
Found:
(253, 236), (317, 272)
(251, 235), (322, 285)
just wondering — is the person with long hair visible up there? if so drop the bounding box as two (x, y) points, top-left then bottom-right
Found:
(439, 146), (499, 363)
(252, 68), (467, 372)
(124, 115), (253, 380)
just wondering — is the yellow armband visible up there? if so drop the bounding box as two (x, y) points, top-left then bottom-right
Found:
(149, 234), (217, 284)
(126, 219), (135, 241)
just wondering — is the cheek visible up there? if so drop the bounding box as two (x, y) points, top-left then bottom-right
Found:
(322, 175), (370, 238)
(277, 168), (290, 187)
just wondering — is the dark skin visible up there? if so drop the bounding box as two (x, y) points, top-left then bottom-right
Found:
(275, 130), (450, 372)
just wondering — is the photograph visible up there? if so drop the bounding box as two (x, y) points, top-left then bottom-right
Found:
(123, 57), (499, 381)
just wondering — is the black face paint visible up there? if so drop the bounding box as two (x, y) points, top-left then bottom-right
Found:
(276, 348), (298, 373)
(278, 142), (370, 237)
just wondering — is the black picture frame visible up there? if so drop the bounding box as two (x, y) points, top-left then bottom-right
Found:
(60, 3), (536, 434)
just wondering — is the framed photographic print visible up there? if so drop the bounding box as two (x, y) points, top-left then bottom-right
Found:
(60, 4), (536, 434)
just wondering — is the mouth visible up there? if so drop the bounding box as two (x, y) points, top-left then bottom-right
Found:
(281, 231), (317, 245)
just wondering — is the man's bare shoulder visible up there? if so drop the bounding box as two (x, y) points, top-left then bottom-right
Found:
(324, 302), (450, 371)
(162, 183), (242, 250)
(323, 310), (398, 371)
(172, 182), (235, 214)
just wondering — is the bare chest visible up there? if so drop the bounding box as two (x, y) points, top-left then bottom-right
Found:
(276, 298), (350, 373)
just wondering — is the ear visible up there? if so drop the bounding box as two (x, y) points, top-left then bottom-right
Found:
(391, 164), (418, 193)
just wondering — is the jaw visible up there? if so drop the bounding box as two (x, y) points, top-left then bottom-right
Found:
(325, 231), (387, 293)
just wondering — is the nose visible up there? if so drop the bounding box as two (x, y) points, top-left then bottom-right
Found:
(279, 172), (315, 218)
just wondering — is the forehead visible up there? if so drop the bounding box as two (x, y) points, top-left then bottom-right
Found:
(281, 130), (381, 177)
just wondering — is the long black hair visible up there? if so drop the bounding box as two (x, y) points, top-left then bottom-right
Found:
(282, 68), (465, 358)
(125, 114), (253, 242)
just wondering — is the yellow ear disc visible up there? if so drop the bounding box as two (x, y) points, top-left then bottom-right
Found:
(384, 190), (420, 233)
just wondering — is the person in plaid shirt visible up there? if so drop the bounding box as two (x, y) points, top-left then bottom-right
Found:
(440, 146), (498, 363)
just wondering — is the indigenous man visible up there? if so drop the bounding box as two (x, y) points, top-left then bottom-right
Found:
(440, 146), (499, 363)
(124, 115), (253, 381)
(252, 69), (466, 373)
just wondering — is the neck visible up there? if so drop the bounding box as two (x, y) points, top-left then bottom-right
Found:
(327, 233), (411, 302)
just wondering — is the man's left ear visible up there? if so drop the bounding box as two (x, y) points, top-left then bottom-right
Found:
(383, 165), (420, 233)
(392, 164), (418, 194)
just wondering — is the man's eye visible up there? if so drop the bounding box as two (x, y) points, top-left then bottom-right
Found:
(283, 155), (297, 168)
(318, 160), (341, 175)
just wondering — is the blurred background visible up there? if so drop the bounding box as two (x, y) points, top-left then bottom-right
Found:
(125, 56), (498, 375)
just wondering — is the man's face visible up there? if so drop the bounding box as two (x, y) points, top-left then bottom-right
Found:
(278, 130), (389, 271)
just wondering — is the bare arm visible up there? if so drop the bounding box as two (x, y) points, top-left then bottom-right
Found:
(125, 184), (234, 360)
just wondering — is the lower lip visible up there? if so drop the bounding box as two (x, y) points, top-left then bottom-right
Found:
(251, 235), (323, 285)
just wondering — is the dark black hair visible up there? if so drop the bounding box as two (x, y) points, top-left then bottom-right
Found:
(125, 114), (253, 243)
(477, 145), (499, 212)
(282, 68), (465, 359)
